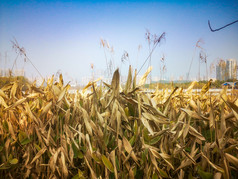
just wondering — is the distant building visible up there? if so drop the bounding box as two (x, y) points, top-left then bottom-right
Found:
(226, 59), (237, 80)
(14, 69), (25, 76)
(0, 68), (25, 77)
(0, 69), (10, 77)
(216, 59), (237, 80)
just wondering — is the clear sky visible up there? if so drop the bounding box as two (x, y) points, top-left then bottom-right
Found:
(0, 0), (238, 83)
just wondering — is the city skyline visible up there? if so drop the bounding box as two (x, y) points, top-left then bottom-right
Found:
(216, 58), (237, 81)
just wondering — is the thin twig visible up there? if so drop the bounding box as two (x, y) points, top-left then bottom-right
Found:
(137, 42), (158, 75)
(25, 55), (44, 79)
(11, 38), (44, 80)
(137, 32), (165, 75)
(208, 20), (238, 32)
(11, 53), (19, 72)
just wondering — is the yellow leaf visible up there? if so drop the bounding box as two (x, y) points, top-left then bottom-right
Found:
(7, 98), (26, 109)
(0, 96), (8, 108)
(84, 157), (97, 179)
(141, 117), (154, 135)
(41, 101), (52, 115)
(124, 65), (132, 94)
(201, 152), (224, 173)
(181, 108), (209, 121)
(139, 66), (152, 86)
(110, 150), (118, 179)
(0, 89), (7, 98)
(225, 153), (238, 168)
(81, 108), (93, 136)
(10, 82), (18, 99)
(201, 79), (212, 95)
(61, 151), (68, 178)
(111, 69), (120, 97)
(7, 121), (16, 140)
(186, 81), (197, 93)
(30, 147), (47, 164)
(122, 136), (139, 165)
(189, 126), (205, 141)
(57, 87), (67, 103)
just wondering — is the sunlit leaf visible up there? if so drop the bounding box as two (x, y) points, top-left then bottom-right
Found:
(9, 158), (18, 165)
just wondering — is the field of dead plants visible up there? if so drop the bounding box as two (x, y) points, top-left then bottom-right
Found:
(0, 67), (238, 179)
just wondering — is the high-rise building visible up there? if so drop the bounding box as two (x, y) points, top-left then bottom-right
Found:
(216, 59), (237, 81)
(226, 59), (237, 80)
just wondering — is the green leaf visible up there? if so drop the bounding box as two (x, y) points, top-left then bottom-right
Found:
(198, 169), (213, 179)
(0, 146), (3, 152)
(9, 158), (18, 165)
(18, 131), (32, 145)
(34, 143), (41, 152)
(20, 137), (32, 145)
(18, 131), (27, 142)
(78, 150), (84, 159)
(150, 135), (162, 145)
(8, 154), (13, 160)
(115, 156), (119, 171)
(108, 135), (116, 148)
(133, 119), (138, 135)
(3, 120), (9, 131)
(101, 155), (114, 173)
(0, 163), (11, 170)
(105, 134), (110, 146)
(185, 147), (191, 153)
(92, 153), (101, 163)
(71, 174), (80, 179)
(129, 135), (136, 146)
(71, 142), (78, 158)
(143, 128), (150, 143)
(135, 169), (144, 178)
(158, 168), (169, 178)
(125, 107), (130, 117)
(78, 169), (85, 178)
(71, 169), (85, 179)
(152, 173), (159, 179)
(142, 148), (148, 164)
(188, 172), (193, 179)
(109, 173), (115, 179)
(128, 103), (135, 116)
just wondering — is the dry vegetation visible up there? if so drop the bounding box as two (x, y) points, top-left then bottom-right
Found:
(0, 66), (238, 179)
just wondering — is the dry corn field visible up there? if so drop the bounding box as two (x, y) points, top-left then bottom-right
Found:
(0, 67), (238, 179)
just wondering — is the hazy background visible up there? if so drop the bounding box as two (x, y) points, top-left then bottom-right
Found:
(0, 0), (238, 84)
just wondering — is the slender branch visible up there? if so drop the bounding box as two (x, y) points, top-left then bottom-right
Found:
(137, 32), (165, 75)
(103, 48), (109, 77)
(11, 38), (44, 80)
(11, 53), (19, 72)
(208, 20), (238, 32)
(187, 46), (197, 80)
(137, 41), (159, 75)
(25, 55), (44, 79)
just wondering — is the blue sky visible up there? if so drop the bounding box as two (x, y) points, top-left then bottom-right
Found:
(0, 0), (238, 83)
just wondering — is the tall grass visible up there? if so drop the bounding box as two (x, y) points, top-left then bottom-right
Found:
(0, 67), (238, 178)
